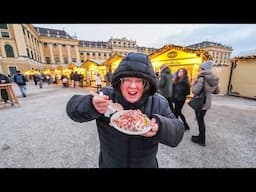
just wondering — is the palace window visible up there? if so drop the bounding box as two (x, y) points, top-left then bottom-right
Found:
(1, 31), (10, 38)
(27, 48), (30, 58)
(31, 50), (34, 59)
(5, 44), (14, 57)
(64, 58), (68, 64)
(22, 27), (26, 35)
(45, 57), (51, 64)
(0, 24), (8, 29)
(55, 57), (60, 63)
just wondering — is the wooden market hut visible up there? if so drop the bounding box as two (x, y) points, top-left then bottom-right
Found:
(228, 51), (256, 99)
(80, 59), (106, 87)
(103, 54), (124, 73)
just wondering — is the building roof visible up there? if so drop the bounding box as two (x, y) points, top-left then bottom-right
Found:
(187, 41), (233, 50)
(79, 40), (108, 48)
(235, 49), (256, 58)
(34, 27), (75, 39)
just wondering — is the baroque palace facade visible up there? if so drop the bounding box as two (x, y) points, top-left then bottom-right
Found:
(187, 41), (233, 67)
(0, 24), (156, 75)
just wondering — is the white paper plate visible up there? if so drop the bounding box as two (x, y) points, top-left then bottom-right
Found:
(110, 110), (151, 135)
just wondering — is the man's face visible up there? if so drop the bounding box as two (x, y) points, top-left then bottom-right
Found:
(120, 77), (145, 103)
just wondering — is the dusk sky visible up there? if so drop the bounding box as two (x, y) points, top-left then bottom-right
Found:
(34, 24), (256, 57)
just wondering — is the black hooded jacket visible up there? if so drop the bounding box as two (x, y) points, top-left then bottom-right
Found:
(66, 52), (184, 168)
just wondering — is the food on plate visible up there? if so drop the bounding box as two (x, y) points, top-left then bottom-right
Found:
(111, 109), (149, 132)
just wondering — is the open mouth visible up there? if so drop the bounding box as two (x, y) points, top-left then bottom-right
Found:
(127, 91), (138, 97)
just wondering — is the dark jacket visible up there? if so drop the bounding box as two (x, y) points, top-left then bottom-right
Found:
(173, 78), (191, 102)
(66, 52), (184, 168)
(0, 73), (10, 101)
(14, 73), (26, 86)
(158, 66), (173, 98)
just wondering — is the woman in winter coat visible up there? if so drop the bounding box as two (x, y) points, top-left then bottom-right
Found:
(191, 61), (220, 146)
(172, 68), (191, 131)
(66, 52), (184, 168)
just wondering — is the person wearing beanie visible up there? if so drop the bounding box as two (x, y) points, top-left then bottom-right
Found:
(66, 52), (184, 168)
(200, 60), (213, 70)
(190, 60), (220, 146)
(158, 64), (174, 112)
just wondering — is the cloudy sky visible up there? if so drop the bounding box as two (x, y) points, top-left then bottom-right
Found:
(34, 24), (256, 57)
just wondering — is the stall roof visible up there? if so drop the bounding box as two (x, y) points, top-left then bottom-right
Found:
(148, 44), (212, 61)
(102, 54), (123, 67)
(80, 59), (99, 68)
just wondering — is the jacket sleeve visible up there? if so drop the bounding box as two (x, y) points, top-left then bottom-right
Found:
(213, 85), (220, 94)
(158, 74), (166, 88)
(151, 97), (185, 147)
(66, 94), (103, 123)
(192, 77), (204, 95)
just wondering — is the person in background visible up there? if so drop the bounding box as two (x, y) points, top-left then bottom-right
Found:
(0, 73), (10, 103)
(95, 73), (102, 91)
(172, 68), (191, 131)
(14, 70), (27, 97)
(66, 52), (184, 168)
(105, 70), (113, 86)
(38, 73), (44, 88)
(191, 61), (220, 146)
(158, 64), (174, 112)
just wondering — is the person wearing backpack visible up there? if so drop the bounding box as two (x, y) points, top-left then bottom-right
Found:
(14, 70), (27, 97)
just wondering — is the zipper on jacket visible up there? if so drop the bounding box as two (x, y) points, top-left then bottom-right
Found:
(126, 137), (132, 168)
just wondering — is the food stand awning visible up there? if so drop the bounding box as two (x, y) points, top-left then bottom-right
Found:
(80, 59), (99, 68)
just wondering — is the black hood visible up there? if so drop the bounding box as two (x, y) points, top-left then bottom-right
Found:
(111, 52), (158, 95)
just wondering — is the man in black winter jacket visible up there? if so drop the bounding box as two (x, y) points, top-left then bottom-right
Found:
(66, 52), (184, 168)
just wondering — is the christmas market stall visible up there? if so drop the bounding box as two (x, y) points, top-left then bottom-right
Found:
(103, 53), (124, 74)
(229, 52), (256, 99)
(80, 59), (106, 87)
(149, 44), (212, 83)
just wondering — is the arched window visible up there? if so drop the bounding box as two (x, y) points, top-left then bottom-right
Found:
(4, 44), (14, 57)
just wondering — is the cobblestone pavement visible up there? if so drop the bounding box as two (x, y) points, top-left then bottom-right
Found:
(0, 82), (256, 168)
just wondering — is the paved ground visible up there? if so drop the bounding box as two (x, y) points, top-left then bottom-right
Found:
(0, 82), (256, 168)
